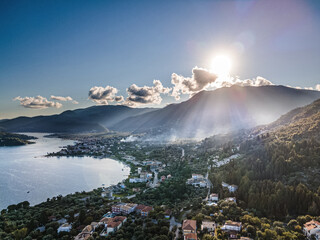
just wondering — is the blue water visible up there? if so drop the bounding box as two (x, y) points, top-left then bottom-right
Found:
(0, 133), (130, 210)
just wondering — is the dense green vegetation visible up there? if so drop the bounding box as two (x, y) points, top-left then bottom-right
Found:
(0, 132), (36, 146)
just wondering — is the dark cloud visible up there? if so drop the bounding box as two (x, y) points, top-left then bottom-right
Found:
(125, 80), (171, 106)
(171, 67), (218, 100)
(88, 86), (119, 105)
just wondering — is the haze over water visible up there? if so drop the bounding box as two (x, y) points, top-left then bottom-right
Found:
(0, 133), (130, 210)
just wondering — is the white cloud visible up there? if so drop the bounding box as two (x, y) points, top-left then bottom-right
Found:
(171, 67), (218, 100)
(14, 96), (62, 109)
(316, 84), (320, 91)
(125, 80), (171, 106)
(50, 95), (78, 104)
(88, 85), (120, 105)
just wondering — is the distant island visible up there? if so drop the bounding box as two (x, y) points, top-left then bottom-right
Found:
(0, 132), (37, 146)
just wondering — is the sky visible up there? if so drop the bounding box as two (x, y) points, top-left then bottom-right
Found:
(1, 0), (320, 119)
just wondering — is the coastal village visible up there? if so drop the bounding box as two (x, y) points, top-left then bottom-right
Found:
(10, 134), (310, 240)
(0, 133), (317, 240)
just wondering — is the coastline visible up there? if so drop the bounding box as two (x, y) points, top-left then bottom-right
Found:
(0, 133), (131, 211)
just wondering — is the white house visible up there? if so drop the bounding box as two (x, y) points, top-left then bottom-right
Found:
(303, 220), (320, 239)
(201, 221), (215, 232)
(209, 193), (219, 202)
(221, 221), (242, 232)
(57, 223), (72, 233)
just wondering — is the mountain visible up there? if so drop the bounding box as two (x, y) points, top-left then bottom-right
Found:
(256, 98), (320, 141)
(0, 105), (156, 133)
(113, 85), (320, 138)
(1, 85), (320, 136)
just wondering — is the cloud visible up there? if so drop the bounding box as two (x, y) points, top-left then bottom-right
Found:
(171, 67), (274, 99)
(50, 95), (78, 104)
(88, 85), (121, 105)
(114, 95), (124, 102)
(14, 96), (62, 109)
(214, 76), (273, 89)
(125, 80), (171, 106)
(171, 67), (218, 100)
(316, 84), (320, 91)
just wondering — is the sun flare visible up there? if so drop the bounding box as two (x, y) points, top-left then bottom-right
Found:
(211, 55), (232, 77)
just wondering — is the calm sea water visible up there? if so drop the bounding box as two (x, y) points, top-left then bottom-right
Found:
(0, 133), (130, 210)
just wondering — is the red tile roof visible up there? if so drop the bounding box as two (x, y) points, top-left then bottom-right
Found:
(182, 220), (197, 231)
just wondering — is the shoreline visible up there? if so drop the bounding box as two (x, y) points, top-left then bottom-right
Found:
(0, 134), (132, 211)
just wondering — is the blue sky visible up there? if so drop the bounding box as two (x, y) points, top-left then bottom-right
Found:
(1, 0), (320, 119)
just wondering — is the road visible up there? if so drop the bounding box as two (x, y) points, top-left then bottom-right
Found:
(149, 171), (158, 188)
(181, 148), (185, 158)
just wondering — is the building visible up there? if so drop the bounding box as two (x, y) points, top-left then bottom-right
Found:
(209, 193), (219, 202)
(201, 221), (215, 232)
(111, 204), (122, 214)
(112, 203), (137, 215)
(221, 182), (238, 193)
(129, 177), (147, 183)
(182, 219), (197, 236)
(221, 221), (242, 239)
(225, 197), (236, 203)
(184, 232), (198, 240)
(57, 223), (72, 233)
(100, 216), (127, 237)
(141, 206), (153, 217)
(187, 174), (208, 188)
(101, 189), (113, 199)
(74, 225), (94, 240)
(303, 220), (320, 239)
(161, 175), (166, 182)
(137, 167), (142, 174)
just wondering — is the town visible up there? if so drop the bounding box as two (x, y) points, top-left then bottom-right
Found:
(0, 132), (314, 240)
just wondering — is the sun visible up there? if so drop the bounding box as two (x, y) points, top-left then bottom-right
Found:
(210, 55), (232, 77)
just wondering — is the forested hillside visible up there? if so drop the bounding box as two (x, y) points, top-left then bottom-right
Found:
(209, 98), (320, 219)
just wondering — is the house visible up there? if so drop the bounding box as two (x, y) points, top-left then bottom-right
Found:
(100, 216), (127, 237)
(101, 189), (113, 199)
(121, 203), (137, 215)
(112, 203), (137, 215)
(141, 206), (153, 217)
(161, 175), (166, 182)
(303, 220), (320, 239)
(74, 225), (94, 240)
(112, 204), (123, 214)
(184, 232), (198, 240)
(209, 193), (219, 202)
(222, 182), (238, 192)
(167, 174), (172, 179)
(135, 204), (148, 214)
(221, 221), (242, 238)
(129, 177), (147, 183)
(201, 221), (215, 232)
(137, 167), (142, 174)
(192, 174), (204, 180)
(57, 223), (72, 233)
(182, 219), (197, 235)
(187, 174), (208, 188)
(225, 197), (236, 203)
